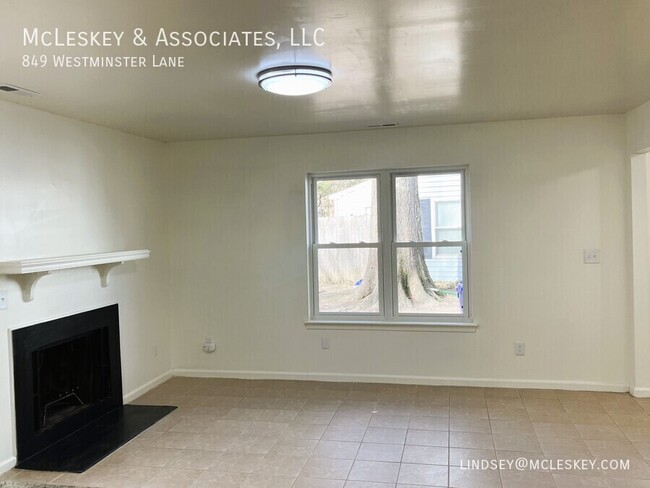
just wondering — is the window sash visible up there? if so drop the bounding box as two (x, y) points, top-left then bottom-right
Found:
(391, 242), (468, 320)
(391, 171), (465, 244)
(308, 167), (470, 323)
(309, 173), (384, 318)
(312, 243), (384, 317)
(312, 175), (380, 246)
(314, 243), (380, 249)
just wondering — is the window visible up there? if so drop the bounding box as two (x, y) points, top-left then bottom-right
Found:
(307, 168), (470, 324)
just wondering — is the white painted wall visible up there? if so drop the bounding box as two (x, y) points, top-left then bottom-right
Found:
(0, 101), (170, 471)
(165, 115), (631, 391)
(628, 100), (650, 155)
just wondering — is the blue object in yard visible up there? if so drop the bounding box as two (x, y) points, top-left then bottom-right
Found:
(456, 282), (464, 310)
(354, 279), (363, 287)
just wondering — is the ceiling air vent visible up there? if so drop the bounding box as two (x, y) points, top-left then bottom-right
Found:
(367, 123), (399, 129)
(0, 84), (39, 97)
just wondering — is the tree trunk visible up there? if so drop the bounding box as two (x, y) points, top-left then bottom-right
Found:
(395, 177), (436, 304)
(355, 183), (378, 305)
(356, 176), (437, 307)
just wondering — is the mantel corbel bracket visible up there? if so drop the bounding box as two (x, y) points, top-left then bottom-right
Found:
(95, 262), (124, 287)
(13, 272), (51, 302)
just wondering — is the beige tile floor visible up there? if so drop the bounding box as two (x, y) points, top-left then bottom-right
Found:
(3, 377), (650, 487)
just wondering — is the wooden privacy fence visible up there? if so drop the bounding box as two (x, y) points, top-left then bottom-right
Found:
(318, 215), (372, 284)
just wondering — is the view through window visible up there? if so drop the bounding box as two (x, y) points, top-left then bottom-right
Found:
(309, 168), (469, 323)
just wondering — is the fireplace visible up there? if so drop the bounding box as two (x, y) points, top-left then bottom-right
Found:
(12, 305), (174, 472)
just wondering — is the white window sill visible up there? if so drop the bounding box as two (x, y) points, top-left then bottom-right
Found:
(305, 321), (478, 332)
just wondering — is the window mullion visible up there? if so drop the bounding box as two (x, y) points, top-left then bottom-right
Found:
(379, 172), (394, 321)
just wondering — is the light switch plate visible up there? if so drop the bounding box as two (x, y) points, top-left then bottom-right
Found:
(0, 290), (7, 310)
(583, 249), (600, 264)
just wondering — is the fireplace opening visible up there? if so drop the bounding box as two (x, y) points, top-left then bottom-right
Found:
(33, 327), (112, 432)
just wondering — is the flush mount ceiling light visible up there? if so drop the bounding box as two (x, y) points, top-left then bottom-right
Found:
(257, 65), (332, 96)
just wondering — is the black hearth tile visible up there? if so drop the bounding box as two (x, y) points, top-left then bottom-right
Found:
(16, 405), (176, 473)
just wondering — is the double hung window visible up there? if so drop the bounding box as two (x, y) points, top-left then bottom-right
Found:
(307, 168), (470, 324)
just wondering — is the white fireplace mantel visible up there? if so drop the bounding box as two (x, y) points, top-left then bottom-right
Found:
(0, 250), (150, 302)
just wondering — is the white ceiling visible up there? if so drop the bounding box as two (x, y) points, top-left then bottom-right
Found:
(1, 0), (649, 142)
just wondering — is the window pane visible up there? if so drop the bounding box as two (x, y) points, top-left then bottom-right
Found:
(317, 178), (378, 243)
(436, 201), (462, 227)
(395, 173), (462, 242)
(318, 248), (379, 313)
(435, 229), (462, 254)
(396, 246), (463, 315)
(436, 229), (462, 242)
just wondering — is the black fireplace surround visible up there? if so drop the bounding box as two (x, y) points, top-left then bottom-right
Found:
(12, 304), (175, 472)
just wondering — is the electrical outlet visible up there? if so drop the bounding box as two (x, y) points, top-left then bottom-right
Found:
(321, 337), (330, 350)
(514, 342), (526, 356)
(0, 290), (6, 310)
(203, 337), (216, 353)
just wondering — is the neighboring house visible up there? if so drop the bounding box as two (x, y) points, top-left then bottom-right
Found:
(327, 179), (374, 217)
(327, 174), (462, 282)
(417, 173), (463, 282)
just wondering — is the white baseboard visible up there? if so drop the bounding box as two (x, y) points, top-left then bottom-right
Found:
(0, 456), (16, 475)
(630, 386), (650, 398)
(172, 368), (629, 393)
(123, 370), (173, 403)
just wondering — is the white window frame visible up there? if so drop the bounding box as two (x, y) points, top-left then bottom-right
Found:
(306, 166), (471, 327)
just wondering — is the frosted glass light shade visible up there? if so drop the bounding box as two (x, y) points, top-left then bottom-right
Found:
(258, 66), (332, 96)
